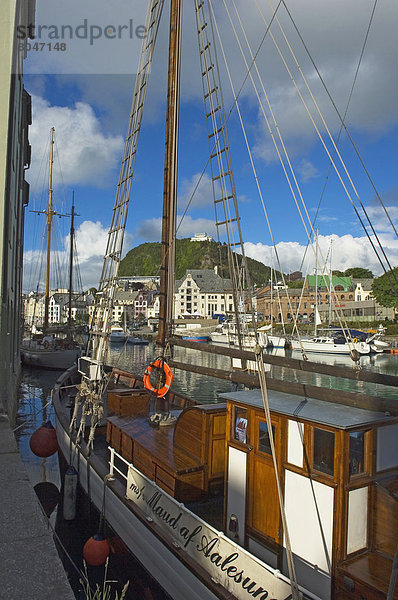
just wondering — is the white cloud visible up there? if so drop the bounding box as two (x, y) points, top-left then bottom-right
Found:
(24, 0), (148, 76)
(364, 205), (398, 234)
(23, 220), (134, 291)
(296, 159), (320, 183)
(26, 95), (123, 191)
(244, 230), (398, 278)
(218, 0), (398, 165)
(178, 173), (215, 210)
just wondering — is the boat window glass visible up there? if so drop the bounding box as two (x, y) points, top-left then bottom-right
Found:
(258, 421), (275, 455)
(313, 428), (335, 476)
(349, 431), (365, 476)
(234, 407), (248, 444)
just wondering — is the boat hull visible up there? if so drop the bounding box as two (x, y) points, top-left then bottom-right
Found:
(53, 369), (293, 600)
(290, 338), (370, 355)
(21, 347), (81, 370)
(54, 420), (221, 600)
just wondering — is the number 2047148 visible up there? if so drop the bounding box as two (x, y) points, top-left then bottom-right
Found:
(21, 42), (67, 52)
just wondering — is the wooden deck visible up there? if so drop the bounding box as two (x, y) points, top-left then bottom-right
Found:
(106, 387), (227, 503)
(336, 551), (397, 599)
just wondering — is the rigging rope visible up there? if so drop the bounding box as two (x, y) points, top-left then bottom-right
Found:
(298, 0), (381, 271)
(279, 0), (398, 288)
(219, 0), (377, 350)
(255, 345), (302, 599)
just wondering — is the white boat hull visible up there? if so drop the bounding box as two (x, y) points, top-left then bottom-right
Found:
(291, 338), (370, 355)
(267, 335), (286, 349)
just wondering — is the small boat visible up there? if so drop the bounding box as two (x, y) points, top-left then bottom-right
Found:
(290, 334), (371, 356)
(126, 334), (149, 345)
(210, 321), (268, 348)
(109, 325), (128, 343)
(181, 334), (209, 342)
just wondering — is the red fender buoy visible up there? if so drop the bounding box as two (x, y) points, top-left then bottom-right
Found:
(29, 421), (59, 457)
(83, 533), (110, 566)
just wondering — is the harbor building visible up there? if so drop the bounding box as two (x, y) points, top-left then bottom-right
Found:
(0, 0), (34, 418)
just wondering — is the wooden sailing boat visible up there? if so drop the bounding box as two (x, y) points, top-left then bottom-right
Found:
(52, 2), (398, 600)
(21, 128), (81, 369)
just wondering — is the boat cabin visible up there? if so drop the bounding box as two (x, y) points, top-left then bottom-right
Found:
(219, 388), (398, 600)
(104, 376), (398, 600)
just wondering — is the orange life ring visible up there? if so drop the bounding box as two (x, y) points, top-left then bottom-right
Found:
(143, 359), (173, 398)
(43, 340), (50, 349)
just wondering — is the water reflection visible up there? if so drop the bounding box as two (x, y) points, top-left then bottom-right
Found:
(16, 368), (61, 487)
(265, 346), (398, 398)
(108, 340), (236, 403)
(108, 340), (398, 401)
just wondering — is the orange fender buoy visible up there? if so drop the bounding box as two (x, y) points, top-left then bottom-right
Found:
(83, 533), (110, 566)
(143, 358), (173, 398)
(29, 421), (59, 457)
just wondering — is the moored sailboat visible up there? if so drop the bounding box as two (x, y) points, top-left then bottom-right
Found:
(52, 2), (398, 600)
(22, 128), (81, 370)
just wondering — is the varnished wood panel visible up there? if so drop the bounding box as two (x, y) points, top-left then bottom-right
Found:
(210, 438), (225, 478)
(133, 443), (155, 479)
(250, 459), (280, 542)
(336, 551), (397, 599)
(176, 470), (205, 503)
(106, 420), (112, 445)
(174, 409), (204, 460)
(121, 430), (134, 463)
(108, 389), (149, 416)
(212, 414), (226, 436)
(155, 465), (176, 493)
(120, 393), (149, 416)
(372, 485), (398, 558)
(110, 423), (122, 453)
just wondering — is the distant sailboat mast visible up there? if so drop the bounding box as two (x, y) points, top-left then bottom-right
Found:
(30, 127), (69, 334)
(67, 199), (76, 338)
(43, 127), (55, 332)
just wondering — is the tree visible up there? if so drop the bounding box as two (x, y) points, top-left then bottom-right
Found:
(344, 267), (374, 279)
(372, 268), (398, 308)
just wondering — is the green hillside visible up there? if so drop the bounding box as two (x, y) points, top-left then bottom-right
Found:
(119, 239), (273, 287)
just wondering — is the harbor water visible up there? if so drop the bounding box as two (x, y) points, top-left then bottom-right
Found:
(15, 342), (398, 598)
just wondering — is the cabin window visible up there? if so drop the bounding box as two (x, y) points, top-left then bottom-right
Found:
(349, 431), (365, 476)
(234, 407), (248, 444)
(313, 428), (335, 476)
(258, 421), (275, 455)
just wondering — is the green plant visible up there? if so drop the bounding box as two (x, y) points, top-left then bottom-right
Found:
(80, 559), (129, 600)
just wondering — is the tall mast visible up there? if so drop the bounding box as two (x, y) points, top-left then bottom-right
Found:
(68, 196), (75, 335)
(157, 0), (182, 348)
(43, 127), (55, 332)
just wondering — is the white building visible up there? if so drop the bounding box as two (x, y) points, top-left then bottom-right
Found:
(190, 233), (214, 243)
(24, 290), (89, 327)
(353, 279), (373, 302)
(174, 268), (233, 318)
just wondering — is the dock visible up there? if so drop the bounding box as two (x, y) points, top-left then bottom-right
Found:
(0, 408), (75, 600)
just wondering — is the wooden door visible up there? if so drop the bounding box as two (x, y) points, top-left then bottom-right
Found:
(248, 415), (282, 543)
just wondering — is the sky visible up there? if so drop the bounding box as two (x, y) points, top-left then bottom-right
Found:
(21, 0), (398, 291)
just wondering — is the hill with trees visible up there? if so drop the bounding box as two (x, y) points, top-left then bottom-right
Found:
(119, 238), (273, 287)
